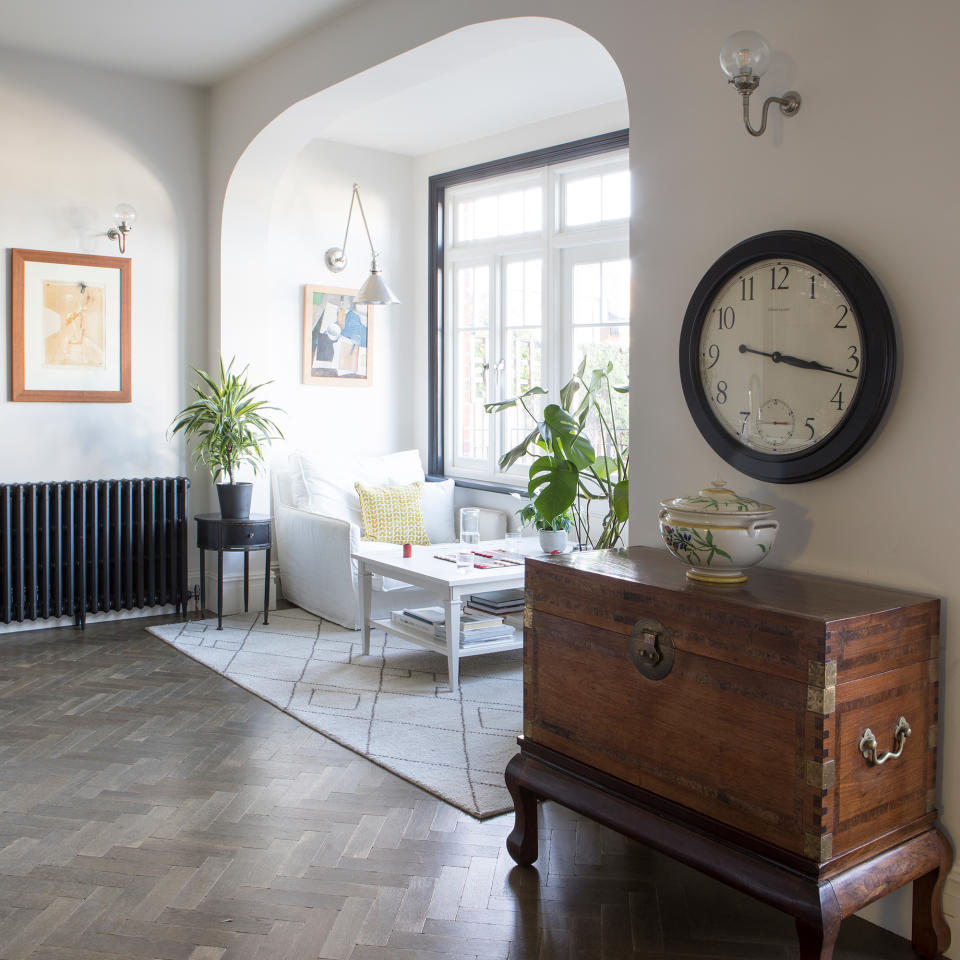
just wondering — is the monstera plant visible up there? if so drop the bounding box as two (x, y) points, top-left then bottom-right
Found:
(485, 358), (629, 549)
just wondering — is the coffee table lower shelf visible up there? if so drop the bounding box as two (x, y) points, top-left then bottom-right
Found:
(372, 617), (523, 658)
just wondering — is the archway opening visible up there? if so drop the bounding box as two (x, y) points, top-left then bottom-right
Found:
(220, 16), (628, 526)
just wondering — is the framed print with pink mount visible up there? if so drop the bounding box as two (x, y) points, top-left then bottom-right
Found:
(11, 248), (131, 402)
(302, 284), (372, 386)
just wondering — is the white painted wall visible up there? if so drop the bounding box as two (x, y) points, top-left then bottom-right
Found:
(221, 133), (415, 517)
(0, 47), (207, 488)
(207, 1), (960, 943)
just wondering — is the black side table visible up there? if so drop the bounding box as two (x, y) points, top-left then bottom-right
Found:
(195, 513), (272, 630)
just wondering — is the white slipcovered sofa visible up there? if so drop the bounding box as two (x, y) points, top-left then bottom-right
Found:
(271, 449), (507, 629)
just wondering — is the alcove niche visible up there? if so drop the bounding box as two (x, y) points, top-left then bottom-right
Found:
(219, 16), (629, 520)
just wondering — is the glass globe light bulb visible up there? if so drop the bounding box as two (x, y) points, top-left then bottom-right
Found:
(719, 30), (771, 79)
(113, 202), (137, 229)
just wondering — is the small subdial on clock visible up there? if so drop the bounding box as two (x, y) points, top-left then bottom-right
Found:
(756, 399), (795, 448)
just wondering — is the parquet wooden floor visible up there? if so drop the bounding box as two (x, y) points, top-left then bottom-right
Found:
(0, 614), (941, 959)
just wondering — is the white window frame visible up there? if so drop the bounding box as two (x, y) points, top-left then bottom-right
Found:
(440, 148), (629, 486)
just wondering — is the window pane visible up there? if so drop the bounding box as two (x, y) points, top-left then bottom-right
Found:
(601, 259), (629, 324)
(601, 170), (630, 221)
(565, 170), (630, 227)
(574, 325), (630, 456)
(572, 262), (602, 324)
(566, 176), (602, 227)
(499, 190), (524, 236)
(455, 201), (475, 243)
(573, 259), (629, 326)
(571, 256), (630, 457)
(456, 265), (489, 329)
(505, 258), (541, 328)
(454, 186), (542, 243)
(524, 188), (541, 232)
(500, 328), (543, 471)
(475, 196), (497, 240)
(457, 330), (489, 461)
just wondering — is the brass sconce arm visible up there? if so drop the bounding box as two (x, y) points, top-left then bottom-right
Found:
(740, 88), (801, 138)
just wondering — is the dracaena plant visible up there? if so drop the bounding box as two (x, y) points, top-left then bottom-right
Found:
(169, 356), (284, 484)
(485, 357), (629, 549)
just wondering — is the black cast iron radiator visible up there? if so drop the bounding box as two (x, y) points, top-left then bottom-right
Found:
(0, 477), (190, 627)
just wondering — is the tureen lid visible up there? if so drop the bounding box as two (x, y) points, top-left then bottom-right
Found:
(660, 477), (774, 516)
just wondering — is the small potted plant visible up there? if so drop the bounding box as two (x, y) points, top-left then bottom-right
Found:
(517, 502), (573, 554)
(169, 356), (284, 519)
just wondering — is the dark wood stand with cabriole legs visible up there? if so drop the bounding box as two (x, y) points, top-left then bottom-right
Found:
(506, 741), (952, 960)
(510, 548), (954, 960)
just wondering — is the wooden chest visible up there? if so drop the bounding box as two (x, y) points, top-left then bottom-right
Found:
(522, 546), (940, 875)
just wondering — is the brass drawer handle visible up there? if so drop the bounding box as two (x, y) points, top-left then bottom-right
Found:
(859, 716), (911, 766)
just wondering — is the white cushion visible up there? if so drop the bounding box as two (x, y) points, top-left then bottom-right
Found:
(372, 449), (424, 484)
(421, 478), (456, 544)
(291, 448), (426, 530)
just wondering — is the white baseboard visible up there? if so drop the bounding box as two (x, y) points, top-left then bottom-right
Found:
(200, 567), (280, 618)
(0, 603), (180, 634)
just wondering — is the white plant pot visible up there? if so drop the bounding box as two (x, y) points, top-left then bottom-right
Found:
(538, 529), (568, 554)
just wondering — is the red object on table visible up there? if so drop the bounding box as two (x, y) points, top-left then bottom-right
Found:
(402, 543), (412, 558)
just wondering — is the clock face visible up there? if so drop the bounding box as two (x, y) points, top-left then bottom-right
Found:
(697, 258), (864, 456)
(680, 232), (896, 483)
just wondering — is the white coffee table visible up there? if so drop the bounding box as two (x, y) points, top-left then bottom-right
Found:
(353, 539), (538, 690)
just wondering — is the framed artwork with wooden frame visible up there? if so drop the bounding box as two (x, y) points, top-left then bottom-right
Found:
(11, 248), (131, 402)
(302, 284), (372, 386)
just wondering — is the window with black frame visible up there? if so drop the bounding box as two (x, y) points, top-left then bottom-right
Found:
(427, 131), (630, 490)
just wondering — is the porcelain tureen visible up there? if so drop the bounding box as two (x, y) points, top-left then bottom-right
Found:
(658, 478), (778, 584)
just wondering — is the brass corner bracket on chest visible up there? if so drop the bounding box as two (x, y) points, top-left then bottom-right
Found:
(804, 832), (834, 862)
(807, 660), (837, 715)
(806, 759), (836, 790)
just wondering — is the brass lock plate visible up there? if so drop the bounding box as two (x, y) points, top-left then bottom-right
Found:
(629, 617), (675, 680)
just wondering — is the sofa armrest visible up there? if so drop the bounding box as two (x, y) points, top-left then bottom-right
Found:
(469, 506), (508, 540)
(274, 502), (361, 626)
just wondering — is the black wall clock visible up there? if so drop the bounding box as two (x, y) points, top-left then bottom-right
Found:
(679, 231), (897, 483)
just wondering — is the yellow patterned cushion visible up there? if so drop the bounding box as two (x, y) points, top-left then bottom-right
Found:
(355, 481), (430, 545)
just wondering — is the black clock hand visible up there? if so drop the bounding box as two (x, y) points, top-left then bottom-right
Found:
(738, 344), (858, 380)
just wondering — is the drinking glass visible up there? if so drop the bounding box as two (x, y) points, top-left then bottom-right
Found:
(504, 530), (522, 555)
(457, 507), (480, 569)
(459, 507), (480, 546)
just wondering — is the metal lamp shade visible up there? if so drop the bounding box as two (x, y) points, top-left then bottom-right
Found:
(355, 267), (399, 305)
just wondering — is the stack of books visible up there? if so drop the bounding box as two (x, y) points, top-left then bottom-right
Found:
(465, 588), (525, 616)
(390, 606), (446, 631)
(433, 615), (514, 645)
(390, 605), (514, 645)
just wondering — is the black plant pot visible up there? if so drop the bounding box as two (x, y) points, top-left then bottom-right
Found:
(217, 482), (252, 520)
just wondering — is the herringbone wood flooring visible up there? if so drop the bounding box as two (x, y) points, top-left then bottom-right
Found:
(0, 614), (938, 959)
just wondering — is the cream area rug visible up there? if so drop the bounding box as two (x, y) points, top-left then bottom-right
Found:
(146, 607), (522, 818)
